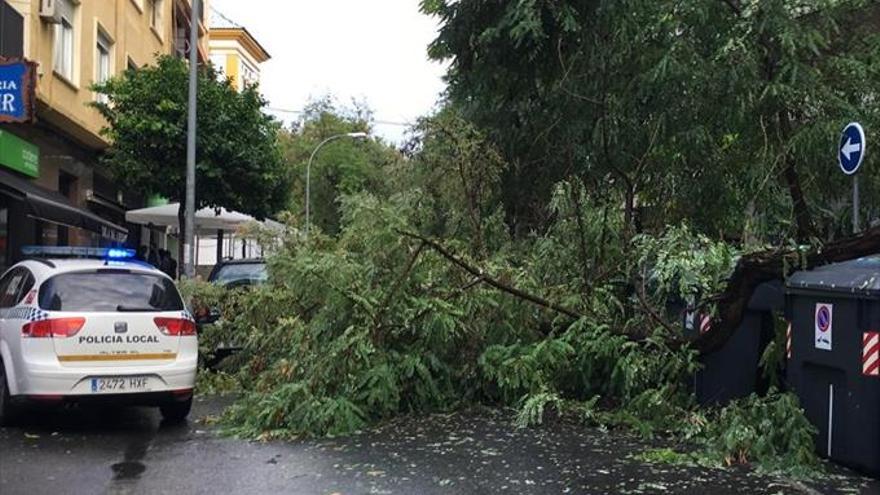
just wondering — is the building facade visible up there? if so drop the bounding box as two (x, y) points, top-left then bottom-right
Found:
(0, 0), (208, 271)
(208, 10), (269, 92)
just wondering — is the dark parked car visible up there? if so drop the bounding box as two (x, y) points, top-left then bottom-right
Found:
(207, 259), (267, 288)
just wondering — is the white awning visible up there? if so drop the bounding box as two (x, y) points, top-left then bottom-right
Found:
(125, 203), (266, 233)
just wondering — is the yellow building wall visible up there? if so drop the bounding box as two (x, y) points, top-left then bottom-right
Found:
(209, 29), (269, 91)
(7, 0), (209, 150)
(224, 53), (239, 89)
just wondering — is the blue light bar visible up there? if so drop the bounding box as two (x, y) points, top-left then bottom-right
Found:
(107, 248), (136, 259)
(22, 246), (136, 260)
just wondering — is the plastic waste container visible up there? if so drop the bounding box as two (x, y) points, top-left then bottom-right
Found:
(787, 257), (880, 475)
(684, 281), (782, 405)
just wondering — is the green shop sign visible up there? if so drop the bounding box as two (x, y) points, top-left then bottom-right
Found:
(0, 129), (39, 177)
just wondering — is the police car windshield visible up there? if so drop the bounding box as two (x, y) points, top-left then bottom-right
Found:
(39, 271), (183, 312)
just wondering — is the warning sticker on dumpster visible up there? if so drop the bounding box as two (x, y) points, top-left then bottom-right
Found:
(815, 303), (833, 351)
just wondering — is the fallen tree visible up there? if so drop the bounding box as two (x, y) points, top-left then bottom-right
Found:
(696, 225), (880, 354)
(407, 225), (880, 357)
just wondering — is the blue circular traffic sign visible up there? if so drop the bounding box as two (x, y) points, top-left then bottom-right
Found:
(817, 306), (831, 332)
(839, 122), (866, 175)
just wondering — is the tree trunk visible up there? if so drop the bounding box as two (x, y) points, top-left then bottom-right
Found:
(783, 158), (815, 242)
(779, 111), (815, 242)
(695, 225), (880, 353)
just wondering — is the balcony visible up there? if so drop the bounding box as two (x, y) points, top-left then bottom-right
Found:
(173, 0), (209, 62)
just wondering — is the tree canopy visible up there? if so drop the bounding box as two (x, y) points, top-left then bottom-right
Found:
(422, 0), (880, 243)
(93, 55), (290, 221)
(281, 98), (403, 235)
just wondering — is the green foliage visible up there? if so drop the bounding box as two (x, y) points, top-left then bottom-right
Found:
(636, 224), (740, 303)
(759, 317), (790, 389)
(634, 391), (820, 478)
(687, 391), (820, 477)
(515, 390), (564, 428)
(195, 371), (240, 396)
(423, 0), (880, 241)
(281, 97), (404, 235)
(93, 55), (290, 220)
(405, 108), (507, 256)
(178, 278), (248, 369)
(181, 95), (820, 476)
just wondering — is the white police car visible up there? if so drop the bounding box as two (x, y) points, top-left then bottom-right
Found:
(0, 247), (197, 425)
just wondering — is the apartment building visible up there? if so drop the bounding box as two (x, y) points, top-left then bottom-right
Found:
(0, 0), (208, 271)
(208, 9), (269, 91)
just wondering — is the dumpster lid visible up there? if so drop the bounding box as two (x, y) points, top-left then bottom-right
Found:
(786, 256), (880, 296)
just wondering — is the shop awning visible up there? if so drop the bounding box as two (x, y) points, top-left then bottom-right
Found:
(125, 203), (271, 234)
(0, 168), (128, 242)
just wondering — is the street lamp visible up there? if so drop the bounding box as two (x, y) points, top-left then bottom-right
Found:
(305, 132), (368, 237)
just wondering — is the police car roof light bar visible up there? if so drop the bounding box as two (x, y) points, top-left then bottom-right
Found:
(21, 246), (136, 260)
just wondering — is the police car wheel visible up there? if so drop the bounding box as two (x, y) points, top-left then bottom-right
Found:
(0, 362), (20, 427)
(160, 398), (192, 423)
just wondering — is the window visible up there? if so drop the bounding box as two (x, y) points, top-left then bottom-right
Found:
(54, 18), (74, 80)
(150, 0), (164, 31)
(53, 0), (77, 82)
(0, 268), (33, 309)
(210, 54), (225, 75)
(39, 271), (184, 312)
(95, 29), (113, 102)
(127, 57), (138, 72)
(240, 61), (258, 88)
(0, 269), (20, 308)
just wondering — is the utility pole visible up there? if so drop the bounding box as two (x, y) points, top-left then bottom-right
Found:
(184, 0), (200, 277)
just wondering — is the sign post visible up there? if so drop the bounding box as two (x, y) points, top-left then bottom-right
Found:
(839, 122), (866, 233)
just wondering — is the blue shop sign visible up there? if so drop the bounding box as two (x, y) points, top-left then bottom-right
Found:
(0, 59), (36, 123)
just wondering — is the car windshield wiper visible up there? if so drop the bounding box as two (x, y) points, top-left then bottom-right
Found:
(116, 305), (159, 312)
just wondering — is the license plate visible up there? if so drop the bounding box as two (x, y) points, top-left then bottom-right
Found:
(90, 376), (151, 394)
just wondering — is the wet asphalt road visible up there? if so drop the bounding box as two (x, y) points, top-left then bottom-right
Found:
(1, 396), (879, 495)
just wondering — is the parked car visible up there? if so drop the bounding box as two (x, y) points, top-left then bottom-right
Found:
(207, 259), (267, 289)
(0, 248), (199, 425)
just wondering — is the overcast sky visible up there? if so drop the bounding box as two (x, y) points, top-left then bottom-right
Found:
(209, 0), (449, 144)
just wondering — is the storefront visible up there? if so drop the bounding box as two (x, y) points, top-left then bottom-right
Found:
(0, 165), (129, 272)
(0, 58), (129, 272)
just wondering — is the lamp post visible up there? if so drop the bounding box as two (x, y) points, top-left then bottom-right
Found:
(305, 132), (368, 237)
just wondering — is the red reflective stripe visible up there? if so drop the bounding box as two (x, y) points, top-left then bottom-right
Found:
(699, 315), (712, 334)
(863, 332), (880, 376)
(864, 341), (880, 364)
